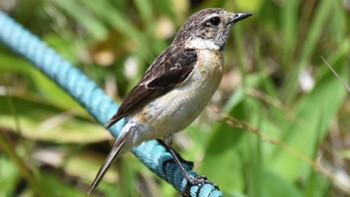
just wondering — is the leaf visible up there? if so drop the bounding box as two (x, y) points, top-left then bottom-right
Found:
(261, 170), (302, 197)
(0, 95), (110, 143)
(201, 103), (246, 193)
(268, 62), (348, 181)
(52, 0), (108, 40)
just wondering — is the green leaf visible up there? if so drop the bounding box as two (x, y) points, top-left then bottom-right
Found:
(0, 95), (110, 143)
(201, 103), (246, 193)
(52, 0), (108, 40)
(261, 170), (301, 197)
(268, 62), (348, 181)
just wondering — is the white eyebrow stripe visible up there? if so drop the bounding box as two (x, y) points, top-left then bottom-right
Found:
(203, 13), (220, 22)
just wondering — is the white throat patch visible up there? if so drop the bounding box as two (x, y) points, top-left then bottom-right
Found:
(185, 37), (220, 51)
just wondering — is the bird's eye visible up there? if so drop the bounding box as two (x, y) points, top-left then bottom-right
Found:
(208, 17), (221, 26)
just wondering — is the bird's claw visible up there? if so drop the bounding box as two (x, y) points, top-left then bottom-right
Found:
(182, 175), (219, 196)
(187, 175), (218, 189)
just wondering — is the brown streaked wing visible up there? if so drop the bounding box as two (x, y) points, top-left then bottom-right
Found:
(105, 48), (197, 128)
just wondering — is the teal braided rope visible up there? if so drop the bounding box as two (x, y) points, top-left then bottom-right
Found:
(0, 11), (222, 196)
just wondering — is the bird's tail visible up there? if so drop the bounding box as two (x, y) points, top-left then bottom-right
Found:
(87, 131), (131, 195)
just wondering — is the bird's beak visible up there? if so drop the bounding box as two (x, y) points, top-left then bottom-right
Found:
(229, 12), (252, 24)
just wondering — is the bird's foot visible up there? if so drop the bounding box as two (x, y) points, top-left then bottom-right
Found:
(182, 175), (219, 196)
(186, 175), (219, 189)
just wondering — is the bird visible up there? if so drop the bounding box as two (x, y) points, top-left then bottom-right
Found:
(88, 8), (251, 194)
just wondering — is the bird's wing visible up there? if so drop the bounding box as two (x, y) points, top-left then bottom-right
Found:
(105, 47), (197, 128)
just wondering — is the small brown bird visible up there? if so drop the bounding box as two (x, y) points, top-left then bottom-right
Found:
(89, 8), (251, 194)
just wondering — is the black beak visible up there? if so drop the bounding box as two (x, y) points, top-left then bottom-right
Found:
(230, 12), (252, 24)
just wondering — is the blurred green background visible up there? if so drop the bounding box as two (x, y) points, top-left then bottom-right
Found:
(0, 0), (350, 196)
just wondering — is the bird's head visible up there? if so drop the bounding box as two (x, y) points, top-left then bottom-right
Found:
(172, 8), (252, 51)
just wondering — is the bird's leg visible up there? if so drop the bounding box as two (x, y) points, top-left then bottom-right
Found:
(160, 136), (193, 182)
(159, 136), (218, 189)
(157, 139), (194, 168)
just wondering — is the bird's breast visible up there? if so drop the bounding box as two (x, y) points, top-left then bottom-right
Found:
(132, 49), (223, 141)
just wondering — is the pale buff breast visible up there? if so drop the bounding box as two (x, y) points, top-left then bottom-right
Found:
(132, 49), (223, 142)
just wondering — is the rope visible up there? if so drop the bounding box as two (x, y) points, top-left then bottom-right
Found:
(0, 11), (222, 196)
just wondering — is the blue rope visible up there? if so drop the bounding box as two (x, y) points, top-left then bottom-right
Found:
(0, 11), (222, 196)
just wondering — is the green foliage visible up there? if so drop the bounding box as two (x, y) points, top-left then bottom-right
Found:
(1, 0), (350, 196)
